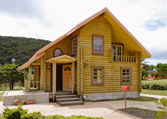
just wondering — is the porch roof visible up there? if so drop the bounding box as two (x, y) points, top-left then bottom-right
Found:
(18, 52), (44, 71)
(46, 55), (76, 63)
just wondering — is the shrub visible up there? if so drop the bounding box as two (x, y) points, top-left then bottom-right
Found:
(3, 106), (27, 119)
(142, 84), (150, 89)
(3, 106), (102, 119)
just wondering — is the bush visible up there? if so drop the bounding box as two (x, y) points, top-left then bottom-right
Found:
(142, 84), (150, 89)
(3, 106), (102, 119)
(3, 106), (27, 119)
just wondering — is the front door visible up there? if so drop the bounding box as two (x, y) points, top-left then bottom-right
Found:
(63, 64), (72, 91)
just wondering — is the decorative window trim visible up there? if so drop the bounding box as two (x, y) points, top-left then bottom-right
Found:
(120, 67), (132, 85)
(53, 48), (63, 57)
(92, 34), (104, 55)
(71, 36), (77, 56)
(91, 66), (104, 86)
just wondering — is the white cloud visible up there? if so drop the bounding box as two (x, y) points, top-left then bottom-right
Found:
(0, 0), (167, 64)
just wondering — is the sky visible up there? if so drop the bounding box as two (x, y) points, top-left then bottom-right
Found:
(0, 0), (167, 65)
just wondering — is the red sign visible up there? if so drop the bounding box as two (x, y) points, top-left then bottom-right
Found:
(122, 86), (130, 91)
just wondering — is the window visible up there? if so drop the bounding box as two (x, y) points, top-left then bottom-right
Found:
(92, 35), (104, 55)
(121, 67), (132, 85)
(54, 48), (62, 57)
(91, 66), (104, 85)
(112, 44), (123, 61)
(72, 36), (77, 55)
(112, 44), (123, 56)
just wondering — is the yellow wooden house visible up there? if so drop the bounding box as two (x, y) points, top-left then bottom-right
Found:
(18, 7), (151, 104)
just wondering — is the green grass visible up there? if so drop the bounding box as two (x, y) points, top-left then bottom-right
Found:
(0, 93), (4, 101)
(119, 107), (157, 119)
(0, 114), (3, 119)
(142, 79), (167, 86)
(0, 86), (23, 91)
(142, 89), (167, 96)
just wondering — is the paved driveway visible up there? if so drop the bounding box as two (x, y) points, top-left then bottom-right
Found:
(0, 101), (140, 119)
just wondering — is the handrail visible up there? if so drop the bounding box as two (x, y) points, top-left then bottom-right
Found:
(113, 55), (136, 63)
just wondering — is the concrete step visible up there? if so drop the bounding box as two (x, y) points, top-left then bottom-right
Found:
(55, 95), (78, 99)
(56, 91), (73, 95)
(57, 97), (80, 102)
(59, 101), (84, 106)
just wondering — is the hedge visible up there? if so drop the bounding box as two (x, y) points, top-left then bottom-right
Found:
(3, 106), (102, 119)
(142, 84), (167, 90)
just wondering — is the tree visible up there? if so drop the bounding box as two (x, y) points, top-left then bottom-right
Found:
(0, 64), (23, 90)
(157, 63), (167, 78)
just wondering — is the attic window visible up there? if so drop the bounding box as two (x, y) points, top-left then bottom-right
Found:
(54, 48), (62, 57)
(92, 35), (104, 55)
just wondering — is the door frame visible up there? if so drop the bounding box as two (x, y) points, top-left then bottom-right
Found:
(51, 62), (75, 93)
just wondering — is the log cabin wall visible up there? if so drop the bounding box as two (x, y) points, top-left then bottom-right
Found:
(77, 15), (140, 95)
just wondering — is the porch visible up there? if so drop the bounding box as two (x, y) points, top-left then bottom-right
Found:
(3, 90), (49, 105)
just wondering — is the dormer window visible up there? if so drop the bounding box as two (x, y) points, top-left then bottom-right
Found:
(54, 48), (62, 57)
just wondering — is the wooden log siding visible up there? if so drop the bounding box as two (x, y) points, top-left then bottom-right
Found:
(78, 15), (140, 94)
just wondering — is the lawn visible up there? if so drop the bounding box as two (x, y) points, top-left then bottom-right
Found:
(142, 79), (167, 96)
(142, 79), (167, 86)
(0, 92), (4, 101)
(119, 107), (157, 119)
(142, 89), (167, 96)
(0, 86), (23, 91)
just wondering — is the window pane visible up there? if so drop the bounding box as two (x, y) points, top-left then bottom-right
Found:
(98, 38), (102, 45)
(94, 38), (98, 45)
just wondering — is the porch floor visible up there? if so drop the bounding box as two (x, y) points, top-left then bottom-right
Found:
(3, 90), (49, 105)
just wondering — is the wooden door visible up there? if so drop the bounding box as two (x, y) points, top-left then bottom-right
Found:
(63, 65), (72, 91)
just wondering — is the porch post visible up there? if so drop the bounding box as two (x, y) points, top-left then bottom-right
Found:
(24, 69), (26, 89)
(28, 66), (31, 92)
(52, 62), (56, 95)
(72, 62), (75, 93)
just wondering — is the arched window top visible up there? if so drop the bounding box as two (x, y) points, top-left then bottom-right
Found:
(54, 48), (62, 57)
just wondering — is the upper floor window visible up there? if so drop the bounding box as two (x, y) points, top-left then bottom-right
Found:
(92, 35), (104, 55)
(112, 44), (123, 56)
(91, 66), (104, 85)
(72, 36), (77, 55)
(121, 67), (132, 85)
(54, 48), (62, 57)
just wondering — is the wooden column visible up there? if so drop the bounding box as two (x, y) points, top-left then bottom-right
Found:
(138, 52), (142, 92)
(24, 69), (26, 89)
(40, 57), (44, 90)
(72, 62), (75, 93)
(28, 66), (31, 92)
(52, 62), (56, 94)
(44, 56), (46, 91)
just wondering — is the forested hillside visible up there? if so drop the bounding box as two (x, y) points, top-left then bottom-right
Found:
(0, 36), (50, 65)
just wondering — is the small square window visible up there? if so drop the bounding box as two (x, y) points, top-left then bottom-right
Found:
(121, 67), (132, 85)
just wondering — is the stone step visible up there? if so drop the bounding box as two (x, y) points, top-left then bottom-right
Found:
(55, 95), (78, 99)
(59, 101), (84, 106)
(57, 97), (80, 102)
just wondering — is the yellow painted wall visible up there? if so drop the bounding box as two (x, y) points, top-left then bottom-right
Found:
(77, 15), (140, 94)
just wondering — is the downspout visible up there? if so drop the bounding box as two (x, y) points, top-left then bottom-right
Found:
(80, 46), (83, 99)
